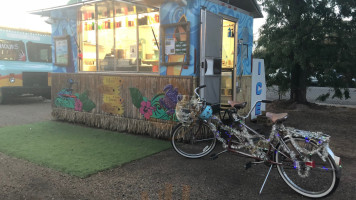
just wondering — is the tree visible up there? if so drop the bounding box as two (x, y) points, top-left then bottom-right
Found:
(255, 0), (356, 103)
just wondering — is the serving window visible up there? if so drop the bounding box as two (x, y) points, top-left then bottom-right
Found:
(27, 42), (52, 63)
(79, 1), (159, 73)
(81, 4), (96, 71)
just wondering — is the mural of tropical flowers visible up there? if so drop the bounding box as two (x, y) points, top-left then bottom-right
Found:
(159, 85), (182, 115)
(139, 101), (156, 120)
(55, 79), (96, 112)
(129, 84), (182, 121)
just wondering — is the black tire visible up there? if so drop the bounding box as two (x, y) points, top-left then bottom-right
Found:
(275, 137), (340, 198)
(171, 122), (216, 158)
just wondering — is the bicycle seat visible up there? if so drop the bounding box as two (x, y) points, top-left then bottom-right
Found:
(266, 112), (288, 123)
(228, 101), (247, 110)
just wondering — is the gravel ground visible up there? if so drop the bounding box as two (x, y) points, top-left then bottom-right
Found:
(0, 97), (355, 199)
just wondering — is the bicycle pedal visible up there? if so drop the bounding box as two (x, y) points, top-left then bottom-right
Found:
(245, 161), (252, 170)
(209, 153), (218, 160)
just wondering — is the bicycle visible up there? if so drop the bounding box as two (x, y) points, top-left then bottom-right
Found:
(171, 85), (341, 198)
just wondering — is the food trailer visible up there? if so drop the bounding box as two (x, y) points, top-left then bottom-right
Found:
(32, 0), (263, 138)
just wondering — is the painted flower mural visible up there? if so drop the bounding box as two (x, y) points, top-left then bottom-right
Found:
(55, 79), (96, 112)
(129, 84), (182, 121)
(159, 85), (182, 115)
(74, 98), (83, 111)
(55, 89), (96, 112)
(139, 101), (156, 119)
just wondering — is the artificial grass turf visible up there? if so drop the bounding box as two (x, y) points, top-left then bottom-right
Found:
(0, 121), (170, 178)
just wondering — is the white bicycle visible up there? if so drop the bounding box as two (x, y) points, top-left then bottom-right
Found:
(171, 85), (341, 198)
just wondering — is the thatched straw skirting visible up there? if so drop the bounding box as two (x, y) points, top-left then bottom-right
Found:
(52, 108), (175, 139)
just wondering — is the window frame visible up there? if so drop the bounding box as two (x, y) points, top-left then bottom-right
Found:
(79, 1), (160, 73)
(26, 41), (52, 63)
(54, 35), (71, 67)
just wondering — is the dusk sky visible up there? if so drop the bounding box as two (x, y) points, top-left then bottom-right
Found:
(0, 0), (68, 32)
(0, 0), (266, 41)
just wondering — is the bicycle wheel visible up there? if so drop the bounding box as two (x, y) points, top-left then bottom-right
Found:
(275, 137), (340, 198)
(171, 122), (216, 158)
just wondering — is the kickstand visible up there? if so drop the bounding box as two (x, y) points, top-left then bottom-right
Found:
(209, 149), (227, 160)
(259, 164), (273, 195)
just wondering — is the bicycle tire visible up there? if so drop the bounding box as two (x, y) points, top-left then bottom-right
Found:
(171, 122), (216, 159)
(275, 137), (340, 198)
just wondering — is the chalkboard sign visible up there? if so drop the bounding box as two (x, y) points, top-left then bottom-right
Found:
(175, 41), (187, 54)
(54, 36), (70, 67)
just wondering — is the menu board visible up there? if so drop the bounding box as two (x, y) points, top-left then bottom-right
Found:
(54, 36), (70, 66)
(175, 41), (187, 54)
(160, 21), (190, 66)
(100, 76), (124, 115)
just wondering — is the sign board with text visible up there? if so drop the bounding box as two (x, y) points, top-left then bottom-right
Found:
(251, 59), (266, 120)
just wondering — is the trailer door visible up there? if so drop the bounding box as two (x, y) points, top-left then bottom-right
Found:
(200, 9), (223, 104)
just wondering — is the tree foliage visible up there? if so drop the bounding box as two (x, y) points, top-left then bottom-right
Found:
(255, 0), (356, 103)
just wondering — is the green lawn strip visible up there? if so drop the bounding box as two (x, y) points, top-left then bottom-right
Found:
(0, 121), (170, 177)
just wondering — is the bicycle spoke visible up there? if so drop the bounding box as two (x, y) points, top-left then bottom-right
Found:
(172, 123), (216, 158)
(276, 137), (339, 198)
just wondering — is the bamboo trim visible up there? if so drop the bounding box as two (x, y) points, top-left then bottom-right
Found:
(52, 108), (175, 139)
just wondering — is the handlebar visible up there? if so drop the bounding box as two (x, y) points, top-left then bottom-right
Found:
(241, 99), (272, 119)
(194, 85), (206, 100)
(192, 85), (273, 119)
(198, 85), (206, 89)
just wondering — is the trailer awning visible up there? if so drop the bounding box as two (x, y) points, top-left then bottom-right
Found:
(218, 0), (263, 18)
(30, 0), (262, 19)
(128, 0), (263, 18)
(30, 0), (159, 17)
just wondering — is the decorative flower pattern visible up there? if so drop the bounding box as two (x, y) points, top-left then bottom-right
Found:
(130, 85), (181, 121)
(74, 98), (83, 111)
(139, 101), (155, 119)
(159, 84), (182, 115)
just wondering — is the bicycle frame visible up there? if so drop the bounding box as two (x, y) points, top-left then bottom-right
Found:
(207, 114), (281, 165)
(173, 85), (341, 198)
(192, 86), (340, 168)
(208, 112), (341, 168)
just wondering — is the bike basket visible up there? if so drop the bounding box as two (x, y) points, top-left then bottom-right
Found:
(175, 95), (201, 124)
(199, 104), (213, 120)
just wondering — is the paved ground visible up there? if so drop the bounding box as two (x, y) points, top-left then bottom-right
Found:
(267, 86), (356, 106)
(0, 96), (52, 127)
(0, 96), (355, 199)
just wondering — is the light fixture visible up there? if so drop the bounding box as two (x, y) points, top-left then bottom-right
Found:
(9, 73), (15, 83)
